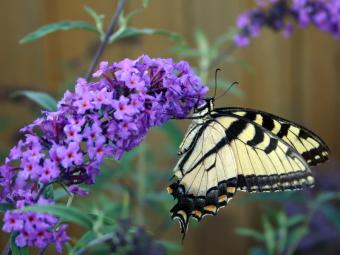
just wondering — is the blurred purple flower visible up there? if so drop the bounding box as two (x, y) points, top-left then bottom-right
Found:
(0, 55), (208, 251)
(234, 0), (340, 47)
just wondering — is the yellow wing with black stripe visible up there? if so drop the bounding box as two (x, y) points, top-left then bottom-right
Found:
(218, 107), (330, 166)
(168, 107), (330, 238)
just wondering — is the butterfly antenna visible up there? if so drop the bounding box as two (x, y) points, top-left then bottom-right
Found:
(216, 81), (239, 100)
(213, 68), (221, 99)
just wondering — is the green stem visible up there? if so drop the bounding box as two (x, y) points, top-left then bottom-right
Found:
(85, 0), (126, 80)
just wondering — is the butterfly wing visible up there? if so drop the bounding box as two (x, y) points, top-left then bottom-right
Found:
(216, 107), (330, 166)
(168, 119), (238, 237)
(168, 108), (329, 237)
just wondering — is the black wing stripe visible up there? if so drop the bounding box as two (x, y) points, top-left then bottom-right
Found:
(262, 114), (275, 131)
(264, 137), (279, 154)
(178, 120), (214, 172)
(277, 123), (290, 138)
(247, 124), (264, 147)
(214, 107), (330, 166)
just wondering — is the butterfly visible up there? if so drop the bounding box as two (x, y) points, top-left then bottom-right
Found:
(167, 81), (330, 239)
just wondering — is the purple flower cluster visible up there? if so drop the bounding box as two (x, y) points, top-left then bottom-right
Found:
(234, 0), (340, 47)
(0, 55), (208, 252)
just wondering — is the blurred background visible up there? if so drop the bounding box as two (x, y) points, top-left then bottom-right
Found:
(0, 1), (339, 254)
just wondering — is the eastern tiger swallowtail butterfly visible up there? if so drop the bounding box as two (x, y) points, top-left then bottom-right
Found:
(167, 96), (330, 239)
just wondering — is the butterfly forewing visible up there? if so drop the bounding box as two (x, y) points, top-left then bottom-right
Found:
(219, 107), (330, 166)
(213, 114), (314, 192)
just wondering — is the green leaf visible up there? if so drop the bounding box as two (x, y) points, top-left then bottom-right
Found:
(12, 90), (57, 111)
(43, 184), (54, 199)
(285, 226), (308, 253)
(262, 216), (276, 255)
(195, 29), (210, 69)
(10, 233), (29, 255)
(286, 214), (305, 227)
(143, 0), (151, 8)
(20, 21), (98, 43)
(236, 228), (264, 242)
(109, 27), (181, 43)
(212, 28), (237, 50)
(72, 230), (97, 252)
(276, 211), (288, 254)
(314, 192), (340, 206)
(0, 203), (14, 212)
(22, 204), (93, 229)
(321, 204), (340, 229)
(84, 6), (105, 38)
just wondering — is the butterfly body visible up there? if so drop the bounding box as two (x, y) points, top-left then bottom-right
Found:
(168, 98), (330, 238)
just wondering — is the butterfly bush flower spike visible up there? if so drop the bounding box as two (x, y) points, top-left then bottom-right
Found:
(0, 55), (208, 252)
(234, 0), (340, 47)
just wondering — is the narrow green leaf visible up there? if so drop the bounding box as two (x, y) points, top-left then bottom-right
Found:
(12, 90), (57, 111)
(235, 228), (264, 242)
(195, 29), (210, 64)
(277, 211), (288, 254)
(321, 204), (340, 229)
(143, 0), (151, 8)
(286, 214), (305, 227)
(20, 21), (98, 43)
(84, 6), (105, 38)
(262, 216), (276, 255)
(43, 184), (54, 200)
(212, 28), (237, 49)
(10, 233), (29, 255)
(72, 230), (97, 252)
(171, 46), (200, 58)
(22, 204), (93, 229)
(286, 226), (308, 252)
(125, 9), (144, 23)
(109, 27), (181, 43)
(314, 192), (340, 206)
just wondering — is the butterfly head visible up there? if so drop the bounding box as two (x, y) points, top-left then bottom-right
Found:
(194, 97), (215, 114)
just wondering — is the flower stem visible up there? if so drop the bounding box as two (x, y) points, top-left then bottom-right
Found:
(85, 0), (127, 80)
